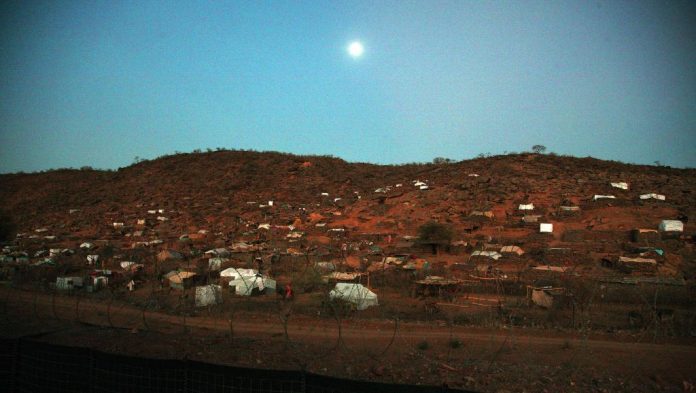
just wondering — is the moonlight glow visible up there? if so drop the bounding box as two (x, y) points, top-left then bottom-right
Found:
(347, 41), (364, 58)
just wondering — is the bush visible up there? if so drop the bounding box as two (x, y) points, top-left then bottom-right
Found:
(417, 340), (430, 350)
(449, 338), (463, 349)
(532, 145), (547, 154)
(417, 221), (453, 254)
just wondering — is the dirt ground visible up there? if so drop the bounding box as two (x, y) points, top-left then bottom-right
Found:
(2, 287), (694, 393)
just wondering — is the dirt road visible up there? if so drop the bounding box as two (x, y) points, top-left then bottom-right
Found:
(2, 287), (695, 392)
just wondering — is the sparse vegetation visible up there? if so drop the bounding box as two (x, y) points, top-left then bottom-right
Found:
(417, 221), (453, 254)
(532, 144), (547, 154)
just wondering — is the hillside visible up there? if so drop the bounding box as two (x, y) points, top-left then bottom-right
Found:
(1, 151), (694, 238)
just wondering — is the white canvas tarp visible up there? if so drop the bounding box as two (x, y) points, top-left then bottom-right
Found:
(205, 248), (231, 258)
(658, 220), (683, 232)
(593, 195), (616, 201)
(195, 285), (222, 307)
(329, 283), (378, 310)
(220, 268), (257, 280)
(619, 257), (657, 265)
(471, 251), (502, 260)
(611, 182), (629, 190)
(539, 223), (553, 233)
(229, 275), (276, 296)
(640, 193), (665, 201)
(518, 203), (535, 210)
(208, 257), (229, 271)
(120, 261), (135, 269)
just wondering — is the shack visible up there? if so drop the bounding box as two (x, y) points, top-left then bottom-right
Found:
(165, 271), (197, 290)
(195, 285), (222, 307)
(527, 286), (569, 308)
(56, 276), (84, 291)
(412, 276), (468, 299)
(229, 274), (276, 296)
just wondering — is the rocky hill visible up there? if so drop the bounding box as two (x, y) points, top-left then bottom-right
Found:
(1, 150), (694, 240)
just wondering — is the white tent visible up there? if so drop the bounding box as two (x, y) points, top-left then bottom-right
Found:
(229, 274), (276, 296)
(640, 193), (665, 201)
(471, 251), (502, 260)
(120, 261), (135, 269)
(659, 220), (683, 232)
(540, 223), (553, 233)
(611, 182), (629, 190)
(518, 203), (535, 210)
(329, 283), (378, 311)
(220, 268), (257, 280)
(593, 195), (616, 201)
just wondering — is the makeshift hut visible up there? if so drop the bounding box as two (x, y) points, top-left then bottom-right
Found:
(205, 248), (231, 258)
(220, 268), (258, 281)
(208, 257), (228, 271)
(593, 195), (616, 201)
(640, 193), (665, 201)
(631, 229), (660, 243)
(618, 256), (657, 272)
(610, 182), (629, 190)
(527, 286), (568, 309)
(157, 249), (183, 262)
(229, 274), (276, 296)
(56, 276), (84, 290)
(412, 276), (467, 299)
(539, 223), (553, 233)
(659, 220), (683, 232)
(195, 285), (222, 307)
(165, 271), (197, 290)
(500, 245), (525, 256)
(470, 250), (502, 261)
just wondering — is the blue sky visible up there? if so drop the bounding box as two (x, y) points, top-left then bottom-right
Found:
(1, 0), (694, 172)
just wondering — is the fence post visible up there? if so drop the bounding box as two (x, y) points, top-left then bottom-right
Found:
(52, 291), (59, 320)
(75, 295), (81, 323)
(90, 346), (96, 393)
(32, 288), (39, 319)
(12, 339), (20, 393)
(301, 369), (307, 393)
(106, 297), (114, 328)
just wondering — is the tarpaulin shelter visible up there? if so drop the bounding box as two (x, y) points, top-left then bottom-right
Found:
(659, 220), (683, 232)
(228, 274), (276, 296)
(329, 283), (378, 310)
(195, 285), (222, 307)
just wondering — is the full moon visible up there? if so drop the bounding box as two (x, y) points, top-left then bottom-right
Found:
(347, 41), (364, 58)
